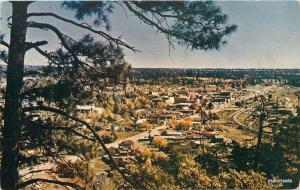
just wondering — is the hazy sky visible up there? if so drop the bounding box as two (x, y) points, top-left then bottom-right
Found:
(1, 1), (300, 68)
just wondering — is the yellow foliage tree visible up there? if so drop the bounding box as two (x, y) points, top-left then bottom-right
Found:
(178, 156), (282, 189)
(137, 122), (154, 131)
(136, 145), (152, 160)
(169, 119), (192, 131)
(152, 151), (169, 162)
(152, 137), (168, 149)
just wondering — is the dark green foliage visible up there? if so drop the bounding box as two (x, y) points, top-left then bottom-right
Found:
(62, 1), (114, 30)
(259, 144), (285, 177)
(195, 143), (231, 175)
(22, 35), (129, 110)
(272, 110), (300, 188)
(231, 111), (300, 189)
(127, 1), (237, 50)
(63, 1), (237, 51)
(1, 1), (238, 189)
(287, 76), (300, 87)
(0, 33), (8, 70)
(48, 34), (125, 78)
(231, 145), (255, 171)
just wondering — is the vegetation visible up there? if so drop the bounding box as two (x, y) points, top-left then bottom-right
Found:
(169, 119), (192, 131)
(131, 68), (300, 86)
(152, 137), (168, 149)
(2, 1), (298, 190)
(0, 1), (236, 189)
(126, 152), (282, 190)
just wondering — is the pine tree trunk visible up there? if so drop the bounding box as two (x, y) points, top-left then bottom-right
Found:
(254, 112), (265, 171)
(1, 2), (30, 189)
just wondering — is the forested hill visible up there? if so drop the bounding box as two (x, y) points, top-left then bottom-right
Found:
(1, 67), (299, 87)
(131, 68), (300, 86)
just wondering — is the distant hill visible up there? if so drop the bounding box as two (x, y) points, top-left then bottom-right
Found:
(132, 68), (300, 79)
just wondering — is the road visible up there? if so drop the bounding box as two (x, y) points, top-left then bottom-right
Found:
(106, 124), (168, 148)
(229, 106), (254, 128)
(228, 85), (273, 133)
(107, 86), (273, 148)
(107, 98), (237, 148)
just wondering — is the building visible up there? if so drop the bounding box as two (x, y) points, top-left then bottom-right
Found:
(76, 105), (105, 114)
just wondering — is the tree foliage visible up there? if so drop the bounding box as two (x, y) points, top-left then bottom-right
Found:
(62, 1), (237, 50)
(0, 1), (236, 189)
(152, 137), (168, 149)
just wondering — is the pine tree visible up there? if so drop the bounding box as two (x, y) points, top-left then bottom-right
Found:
(0, 1), (236, 189)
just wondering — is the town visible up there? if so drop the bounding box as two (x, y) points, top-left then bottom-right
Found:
(1, 68), (299, 189)
(1, 1), (300, 189)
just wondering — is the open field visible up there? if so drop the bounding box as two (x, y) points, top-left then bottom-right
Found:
(218, 124), (253, 143)
(115, 131), (142, 140)
(215, 109), (255, 143)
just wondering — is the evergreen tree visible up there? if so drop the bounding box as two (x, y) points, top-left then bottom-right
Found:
(0, 1), (236, 189)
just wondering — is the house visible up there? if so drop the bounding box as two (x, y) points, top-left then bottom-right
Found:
(179, 109), (196, 115)
(162, 130), (183, 136)
(212, 135), (225, 143)
(220, 91), (231, 97)
(119, 140), (140, 150)
(159, 113), (177, 120)
(111, 124), (119, 132)
(212, 97), (226, 103)
(170, 143), (193, 153)
(174, 95), (190, 103)
(175, 103), (192, 109)
(162, 96), (175, 104)
(199, 131), (215, 139)
(76, 105), (105, 114)
(136, 118), (147, 124)
(135, 109), (149, 117)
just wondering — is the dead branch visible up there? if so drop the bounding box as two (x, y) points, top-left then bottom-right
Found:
(27, 12), (138, 52)
(22, 105), (143, 189)
(27, 21), (81, 67)
(25, 40), (48, 51)
(17, 178), (83, 190)
(41, 125), (95, 142)
(0, 40), (9, 48)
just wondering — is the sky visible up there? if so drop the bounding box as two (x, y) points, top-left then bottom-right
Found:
(1, 1), (300, 69)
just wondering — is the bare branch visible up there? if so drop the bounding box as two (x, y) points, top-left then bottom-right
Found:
(23, 70), (46, 77)
(123, 2), (196, 48)
(27, 21), (81, 67)
(27, 12), (138, 52)
(0, 66), (7, 74)
(17, 178), (83, 190)
(32, 38), (94, 72)
(0, 40), (9, 48)
(25, 40), (48, 51)
(19, 169), (54, 179)
(41, 126), (95, 142)
(22, 105), (143, 189)
(123, 2), (172, 39)
(34, 46), (59, 65)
